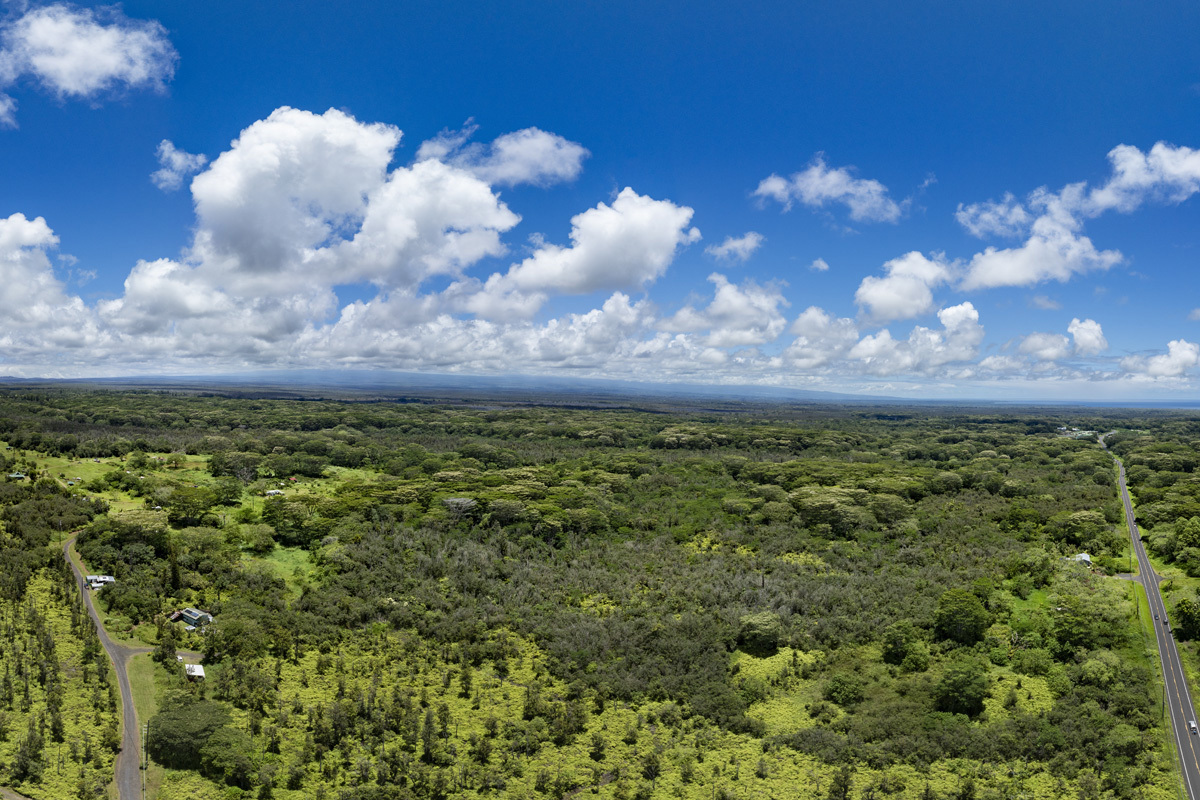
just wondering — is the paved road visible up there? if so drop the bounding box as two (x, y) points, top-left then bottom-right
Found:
(1105, 439), (1200, 800)
(62, 535), (150, 800)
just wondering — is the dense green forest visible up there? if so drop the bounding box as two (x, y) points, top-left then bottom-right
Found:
(0, 466), (118, 799)
(0, 389), (1193, 799)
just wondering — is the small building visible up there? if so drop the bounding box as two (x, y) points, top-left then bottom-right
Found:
(177, 607), (213, 628)
(1070, 552), (1093, 566)
(7, 473), (25, 480)
(86, 575), (116, 590)
(265, 489), (285, 496)
(185, 664), (206, 681)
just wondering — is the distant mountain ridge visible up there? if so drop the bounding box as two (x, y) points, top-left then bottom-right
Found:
(2, 370), (1200, 408)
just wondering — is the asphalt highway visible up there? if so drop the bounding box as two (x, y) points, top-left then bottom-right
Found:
(1109, 445), (1200, 799)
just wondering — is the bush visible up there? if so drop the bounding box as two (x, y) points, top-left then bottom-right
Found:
(824, 672), (865, 707)
(738, 612), (783, 655)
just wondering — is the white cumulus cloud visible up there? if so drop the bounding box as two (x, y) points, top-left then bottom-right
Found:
(479, 187), (699, 303)
(955, 193), (1031, 239)
(1121, 339), (1200, 378)
(1018, 332), (1072, 362)
(660, 273), (788, 347)
(958, 143), (1200, 291)
(1068, 317), (1107, 355)
(151, 140), (207, 192)
(0, 212), (101, 353)
(705, 232), (763, 262)
(848, 302), (984, 376)
(785, 306), (859, 369)
(104, 107), (523, 349)
(754, 155), (902, 222)
(959, 186), (1121, 290)
(854, 251), (953, 323)
(417, 122), (589, 187)
(0, 3), (176, 125)
(1085, 142), (1200, 214)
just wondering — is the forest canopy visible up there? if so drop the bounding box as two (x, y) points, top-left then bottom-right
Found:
(0, 388), (1182, 800)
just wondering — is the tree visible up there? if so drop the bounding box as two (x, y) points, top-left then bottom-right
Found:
(828, 764), (854, 800)
(935, 589), (989, 645)
(824, 671), (865, 707)
(881, 620), (920, 665)
(641, 751), (661, 787)
(11, 715), (44, 782)
(738, 612), (783, 655)
(200, 725), (256, 789)
(146, 700), (231, 769)
(1176, 596), (1200, 640)
(1179, 517), (1200, 550)
(153, 626), (178, 668)
(936, 658), (989, 717)
(165, 486), (217, 527)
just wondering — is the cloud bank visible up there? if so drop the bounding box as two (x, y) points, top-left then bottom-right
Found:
(3, 108), (1200, 396)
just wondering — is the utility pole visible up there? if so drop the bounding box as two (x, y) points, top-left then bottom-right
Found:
(142, 720), (147, 800)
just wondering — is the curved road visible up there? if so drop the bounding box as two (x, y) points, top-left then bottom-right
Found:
(1105, 440), (1200, 800)
(62, 535), (150, 800)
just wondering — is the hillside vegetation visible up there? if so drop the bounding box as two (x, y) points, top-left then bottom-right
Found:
(0, 390), (1187, 800)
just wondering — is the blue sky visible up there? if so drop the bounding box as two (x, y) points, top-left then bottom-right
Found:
(1, 1), (1199, 399)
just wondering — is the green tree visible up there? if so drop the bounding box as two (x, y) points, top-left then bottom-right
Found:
(934, 588), (989, 645)
(153, 626), (178, 668)
(200, 725), (256, 789)
(1179, 517), (1200, 549)
(828, 764), (854, 800)
(881, 620), (920, 665)
(935, 658), (989, 716)
(146, 700), (231, 769)
(1176, 596), (1200, 640)
(824, 671), (865, 706)
(738, 611), (783, 655)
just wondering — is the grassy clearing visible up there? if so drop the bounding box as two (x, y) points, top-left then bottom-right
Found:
(126, 653), (168, 799)
(243, 545), (313, 599)
(1008, 587), (1049, 625)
